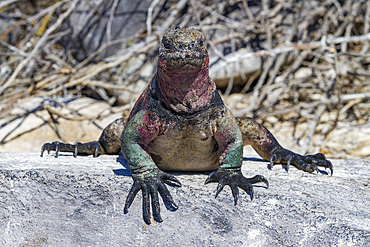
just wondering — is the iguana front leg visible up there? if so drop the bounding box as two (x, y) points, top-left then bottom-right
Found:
(236, 117), (333, 175)
(41, 118), (124, 157)
(205, 110), (268, 204)
(121, 111), (181, 224)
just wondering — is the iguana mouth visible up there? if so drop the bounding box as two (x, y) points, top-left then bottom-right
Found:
(159, 56), (205, 70)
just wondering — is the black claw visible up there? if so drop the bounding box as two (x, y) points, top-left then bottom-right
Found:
(315, 159), (333, 176)
(161, 173), (182, 187)
(40, 145), (45, 157)
(247, 175), (269, 189)
(54, 141), (60, 158)
(215, 182), (225, 198)
(230, 183), (239, 206)
(93, 143), (99, 157)
(314, 164), (319, 174)
(74, 142), (81, 158)
(204, 177), (213, 185)
(268, 154), (275, 170)
(153, 214), (163, 223)
(165, 200), (178, 212)
(330, 166), (333, 176)
(124, 180), (141, 214)
(143, 216), (151, 225)
(326, 160), (333, 175)
(205, 170), (218, 185)
(285, 158), (291, 172)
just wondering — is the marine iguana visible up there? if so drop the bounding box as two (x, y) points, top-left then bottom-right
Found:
(41, 27), (333, 224)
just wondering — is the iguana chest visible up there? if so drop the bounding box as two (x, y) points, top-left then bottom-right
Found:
(147, 117), (220, 171)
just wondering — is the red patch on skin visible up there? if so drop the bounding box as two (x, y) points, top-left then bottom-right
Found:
(157, 57), (216, 113)
(137, 111), (161, 147)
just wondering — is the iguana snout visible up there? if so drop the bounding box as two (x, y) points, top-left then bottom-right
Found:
(159, 27), (208, 70)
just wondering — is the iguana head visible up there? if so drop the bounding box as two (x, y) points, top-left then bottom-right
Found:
(158, 27), (208, 71)
(156, 27), (215, 114)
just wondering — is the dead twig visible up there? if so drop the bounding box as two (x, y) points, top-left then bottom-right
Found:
(0, 0), (79, 96)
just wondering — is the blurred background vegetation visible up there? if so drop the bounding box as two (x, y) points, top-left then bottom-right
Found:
(0, 0), (369, 158)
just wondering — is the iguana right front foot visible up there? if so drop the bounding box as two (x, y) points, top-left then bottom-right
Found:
(41, 141), (105, 157)
(124, 170), (181, 224)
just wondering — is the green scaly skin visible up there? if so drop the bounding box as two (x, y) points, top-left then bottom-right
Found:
(41, 27), (333, 224)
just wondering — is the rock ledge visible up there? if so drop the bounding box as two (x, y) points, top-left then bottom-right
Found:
(0, 153), (369, 246)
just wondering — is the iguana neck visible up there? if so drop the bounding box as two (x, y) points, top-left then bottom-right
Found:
(156, 56), (215, 114)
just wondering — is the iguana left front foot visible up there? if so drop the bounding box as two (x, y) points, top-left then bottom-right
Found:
(269, 148), (333, 175)
(205, 170), (269, 205)
(237, 117), (333, 176)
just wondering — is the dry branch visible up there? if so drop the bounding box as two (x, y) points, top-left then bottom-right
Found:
(0, 0), (369, 156)
(0, 0), (78, 95)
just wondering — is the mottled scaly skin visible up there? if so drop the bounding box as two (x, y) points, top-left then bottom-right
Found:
(41, 27), (333, 224)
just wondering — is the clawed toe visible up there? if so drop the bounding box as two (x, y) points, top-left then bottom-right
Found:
(41, 141), (60, 157)
(315, 160), (333, 176)
(303, 154), (333, 176)
(328, 160), (333, 176)
(246, 175), (269, 189)
(205, 169), (268, 205)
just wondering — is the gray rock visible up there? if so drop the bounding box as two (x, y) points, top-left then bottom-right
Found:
(0, 153), (369, 246)
(59, 0), (151, 61)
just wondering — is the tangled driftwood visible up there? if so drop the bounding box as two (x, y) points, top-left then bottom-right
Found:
(0, 0), (369, 156)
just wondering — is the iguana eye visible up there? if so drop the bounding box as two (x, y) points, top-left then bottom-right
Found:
(164, 42), (171, 49)
(199, 39), (204, 47)
(162, 37), (171, 49)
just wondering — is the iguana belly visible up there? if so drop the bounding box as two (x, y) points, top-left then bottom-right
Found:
(147, 123), (220, 171)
